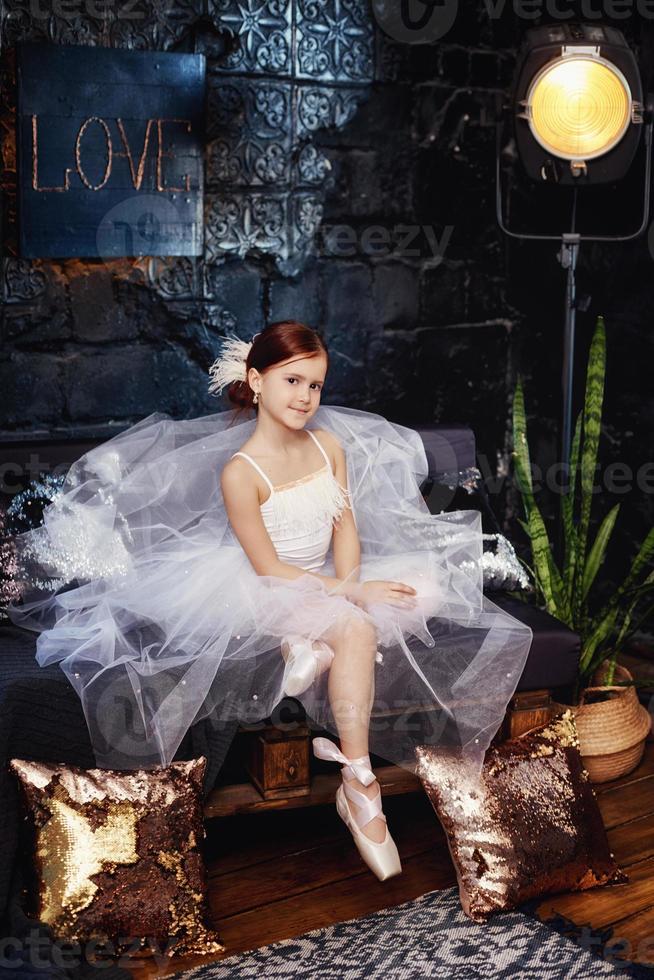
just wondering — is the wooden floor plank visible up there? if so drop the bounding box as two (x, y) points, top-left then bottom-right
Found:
(607, 812), (654, 867)
(596, 771), (654, 828)
(535, 856), (654, 928)
(593, 903), (654, 969)
(208, 811), (445, 918)
(203, 806), (345, 876)
(211, 847), (457, 960)
(204, 792), (440, 877)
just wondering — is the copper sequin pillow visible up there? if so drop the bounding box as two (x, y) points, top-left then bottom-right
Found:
(9, 756), (224, 959)
(415, 710), (628, 923)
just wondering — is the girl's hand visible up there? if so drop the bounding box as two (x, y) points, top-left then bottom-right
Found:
(351, 580), (418, 610)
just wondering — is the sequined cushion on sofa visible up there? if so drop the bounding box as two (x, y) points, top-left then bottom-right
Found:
(415, 710), (628, 923)
(9, 756), (223, 958)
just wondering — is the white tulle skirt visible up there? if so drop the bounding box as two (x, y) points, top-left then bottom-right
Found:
(6, 404), (533, 779)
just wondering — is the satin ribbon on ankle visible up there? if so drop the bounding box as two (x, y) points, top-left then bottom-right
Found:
(312, 737), (376, 786)
(340, 779), (386, 829)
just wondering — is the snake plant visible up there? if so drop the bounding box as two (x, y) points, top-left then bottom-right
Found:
(512, 315), (654, 703)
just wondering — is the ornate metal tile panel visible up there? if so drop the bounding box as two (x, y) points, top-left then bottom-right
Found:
(204, 0), (374, 273)
(207, 79), (292, 185)
(208, 0), (292, 75)
(296, 83), (365, 134)
(296, 0), (373, 82)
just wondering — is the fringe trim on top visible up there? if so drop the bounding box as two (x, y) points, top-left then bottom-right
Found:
(262, 468), (352, 533)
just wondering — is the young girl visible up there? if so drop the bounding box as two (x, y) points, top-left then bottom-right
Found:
(6, 320), (533, 883)
(219, 323), (422, 879)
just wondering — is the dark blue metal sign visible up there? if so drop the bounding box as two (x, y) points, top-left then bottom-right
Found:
(17, 42), (205, 258)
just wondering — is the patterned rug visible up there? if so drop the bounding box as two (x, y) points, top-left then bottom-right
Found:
(169, 886), (634, 979)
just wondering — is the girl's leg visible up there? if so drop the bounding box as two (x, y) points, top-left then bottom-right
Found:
(323, 613), (386, 843)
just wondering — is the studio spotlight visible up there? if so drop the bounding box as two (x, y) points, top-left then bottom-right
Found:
(513, 23), (644, 184)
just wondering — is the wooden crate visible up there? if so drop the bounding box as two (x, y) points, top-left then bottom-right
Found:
(244, 723), (311, 800)
(502, 688), (554, 739)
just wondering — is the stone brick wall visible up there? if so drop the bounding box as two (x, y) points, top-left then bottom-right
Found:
(1, 3), (653, 593)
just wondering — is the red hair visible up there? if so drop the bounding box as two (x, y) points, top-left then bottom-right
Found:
(227, 321), (329, 422)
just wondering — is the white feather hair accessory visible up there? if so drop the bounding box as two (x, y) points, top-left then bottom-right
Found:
(208, 333), (258, 396)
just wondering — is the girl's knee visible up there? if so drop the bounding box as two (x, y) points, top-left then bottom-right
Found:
(330, 611), (377, 649)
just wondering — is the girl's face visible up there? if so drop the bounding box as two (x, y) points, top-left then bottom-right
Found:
(253, 352), (328, 427)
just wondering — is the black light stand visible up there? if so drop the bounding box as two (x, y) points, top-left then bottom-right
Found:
(496, 101), (653, 557)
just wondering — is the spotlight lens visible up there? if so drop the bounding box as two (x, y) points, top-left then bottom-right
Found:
(528, 56), (632, 160)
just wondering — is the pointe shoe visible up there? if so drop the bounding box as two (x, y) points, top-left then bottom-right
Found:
(313, 737), (402, 882)
(281, 636), (334, 697)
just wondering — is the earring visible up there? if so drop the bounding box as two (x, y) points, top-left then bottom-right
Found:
(253, 390), (259, 404)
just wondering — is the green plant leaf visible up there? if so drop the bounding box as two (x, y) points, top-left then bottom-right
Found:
(512, 378), (566, 618)
(527, 502), (566, 619)
(581, 502), (620, 602)
(604, 656), (618, 685)
(588, 526), (654, 637)
(515, 522), (538, 586)
(562, 412), (582, 607)
(608, 573), (654, 653)
(512, 379), (535, 514)
(617, 527), (654, 594)
(517, 555), (537, 585)
(611, 597), (637, 662)
(580, 605), (619, 676)
(573, 317), (606, 624)
(620, 580), (654, 599)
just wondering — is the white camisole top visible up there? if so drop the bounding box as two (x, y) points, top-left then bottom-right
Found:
(231, 430), (352, 572)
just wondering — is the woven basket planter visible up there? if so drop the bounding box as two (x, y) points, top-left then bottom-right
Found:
(553, 661), (652, 784)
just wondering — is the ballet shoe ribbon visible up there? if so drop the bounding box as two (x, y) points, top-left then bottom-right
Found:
(312, 737), (376, 786)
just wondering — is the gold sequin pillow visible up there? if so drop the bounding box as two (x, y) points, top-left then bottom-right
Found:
(9, 756), (223, 959)
(415, 710), (628, 923)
